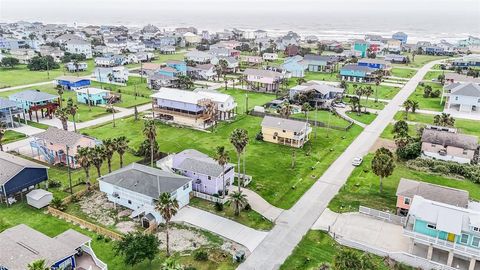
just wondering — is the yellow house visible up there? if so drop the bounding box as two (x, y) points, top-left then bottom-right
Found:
(261, 116), (312, 148)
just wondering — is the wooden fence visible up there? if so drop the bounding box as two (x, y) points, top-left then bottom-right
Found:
(62, 183), (99, 204)
(47, 206), (123, 241)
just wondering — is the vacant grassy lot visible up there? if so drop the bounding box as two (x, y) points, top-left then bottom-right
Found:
(328, 154), (480, 213)
(380, 123), (421, 140)
(190, 197), (273, 230)
(394, 54), (449, 68)
(422, 70), (451, 81)
(407, 82), (444, 111)
(125, 51), (187, 68)
(393, 112), (480, 137)
(219, 88), (277, 114)
(343, 97), (387, 110)
(346, 112), (377, 125)
(304, 72), (340, 82)
(345, 83), (400, 100)
(82, 115), (363, 209)
(2, 130), (26, 144)
(292, 110), (351, 129)
(0, 203), (236, 270)
(0, 59), (96, 88)
(281, 230), (394, 270)
(390, 67), (416, 78)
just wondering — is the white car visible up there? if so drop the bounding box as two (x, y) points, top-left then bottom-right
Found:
(334, 102), (346, 108)
(352, 157), (363, 166)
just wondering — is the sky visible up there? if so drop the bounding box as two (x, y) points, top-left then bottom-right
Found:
(0, 0), (479, 42)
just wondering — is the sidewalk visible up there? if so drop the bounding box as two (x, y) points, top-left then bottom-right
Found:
(172, 206), (268, 252)
(334, 107), (367, 128)
(228, 186), (283, 222)
(8, 124), (45, 136)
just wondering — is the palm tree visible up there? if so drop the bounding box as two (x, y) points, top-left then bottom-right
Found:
(229, 190), (248, 216)
(229, 128), (249, 192)
(143, 120), (157, 167)
(113, 136), (129, 168)
(433, 113), (455, 127)
(410, 100), (419, 114)
(371, 148), (395, 193)
(27, 259), (49, 270)
(214, 146), (230, 198)
(155, 192), (179, 257)
(301, 102), (312, 117)
(107, 72), (114, 84)
(102, 138), (116, 173)
(66, 98), (78, 132)
(279, 102), (293, 118)
(349, 96), (360, 115)
(0, 122), (6, 151)
(54, 107), (70, 131)
(90, 145), (105, 177)
(355, 87), (364, 113)
(403, 100), (412, 119)
(363, 86), (373, 112)
(75, 147), (92, 185)
(57, 87), (64, 107)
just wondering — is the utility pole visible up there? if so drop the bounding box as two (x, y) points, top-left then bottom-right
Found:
(314, 100), (318, 139)
(46, 59), (50, 79)
(245, 94), (249, 114)
(66, 145), (73, 194)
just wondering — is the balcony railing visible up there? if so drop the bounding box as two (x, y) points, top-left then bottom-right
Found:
(403, 229), (480, 258)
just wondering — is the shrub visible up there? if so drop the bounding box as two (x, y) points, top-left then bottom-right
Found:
(255, 131), (263, 141)
(48, 179), (62, 188)
(396, 142), (421, 160)
(244, 203), (252, 211)
(214, 202), (224, 211)
(193, 250), (209, 261)
(50, 196), (65, 211)
(406, 158), (480, 183)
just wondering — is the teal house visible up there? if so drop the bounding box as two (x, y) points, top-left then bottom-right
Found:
(281, 56), (306, 78)
(404, 196), (480, 268)
(340, 64), (376, 82)
(75, 87), (110, 105)
(353, 40), (369, 58)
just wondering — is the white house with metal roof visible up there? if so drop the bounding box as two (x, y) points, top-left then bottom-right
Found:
(442, 83), (480, 113)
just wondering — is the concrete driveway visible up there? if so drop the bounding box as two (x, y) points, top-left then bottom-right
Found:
(172, 206), (268, 252)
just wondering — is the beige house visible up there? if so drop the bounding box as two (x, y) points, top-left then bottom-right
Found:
(261, 116), (312, 148)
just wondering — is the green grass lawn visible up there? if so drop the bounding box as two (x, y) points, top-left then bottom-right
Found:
(380, 123), (420, 140)
(0, 59), (96, 88)
(407, 82), (444, 111)
(91, 76), (152, 107)
(291, 110), (351, 129)
(219, 88), (276, 114)
(190, 197), (273, 231)
(345, 83), (400, 100)
(125, 52), (186, 68)
(0, 203), (236, 270)
(346, 112), (377, 125)
(304, 72), (340, 82)
(394, 53), (449, 68)
(389, 67), (417, 78)
(343, 97), (387, 110)
(281, 230), (393, 270)
(82, 115), (363, 209)
(422, 70), (451, 81)
(393, 112), (480, 138)
(2, 130), (26, 144)
(328, 154), (480, 213)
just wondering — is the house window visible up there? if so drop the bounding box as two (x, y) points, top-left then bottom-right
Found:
(463, 150), (468, 155)
(455, 96), (458, 101)
(472, 237), (480, 247)
(208, 176), (211, 180)
(128, 200), (132, 204)
(427, 223), (437, 230)
(404, 197), (411, 205)
(183, 183), (189, 190)
(460, 234), (469, 245)
(473, 227), (480, 232)
(431, 144), (436, 147)
(282, 130), (286, 133)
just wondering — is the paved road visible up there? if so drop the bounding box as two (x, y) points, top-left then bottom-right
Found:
(172, 206), (268, 252)
(237, 59), (444, 270)
(0, 80), (54, 93)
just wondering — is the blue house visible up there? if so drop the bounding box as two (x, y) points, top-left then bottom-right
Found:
(405, 195), (480, 268)
(357, 58), (390, 70)
(0, 151), (48, 204)
(9, 90), (59, 122)
(75, 87), (110, 105)
(282, 56), (306, 78)
(166, 60), (187, 75)
(353, 40), (369, 58)
(55, 76), (91, 90)
(392, 32), (408, 45)
(0, 224), (107, 269)
(340, 64), (377, 82)
(0, 98), (25, 128)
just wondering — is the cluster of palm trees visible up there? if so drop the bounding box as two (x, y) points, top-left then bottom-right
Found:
(54, 97), (79, 131)
(229, 128), (250, 216)
(433, 113), (455, 127)
(75, 136), (129, 184)
(349, 86), (374, 115)
(402, 99), (419, 119)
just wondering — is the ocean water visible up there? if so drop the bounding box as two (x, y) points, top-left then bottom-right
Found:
(0, 0), (479, 43)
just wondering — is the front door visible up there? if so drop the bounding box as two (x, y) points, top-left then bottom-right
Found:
(447, 233), (455, 242)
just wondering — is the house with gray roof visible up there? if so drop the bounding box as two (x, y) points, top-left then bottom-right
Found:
(0, 151), (48, 205)
(396, 178), (469, 216)
(442, 82), (480, 113)
(0, 97), (24, 128)
(9, 89), (59, 112)
(289, 82), (344, 107)
(421, 126), (479, 164)
(170, 149), (234, 196)
(261, 115), (312, 148)
(0, 224), (106, 270)
(303, 54), (339, 72)
(340, 64), (377, 82)
(243, 68), (284, 92)
(98, 163), (192, 227)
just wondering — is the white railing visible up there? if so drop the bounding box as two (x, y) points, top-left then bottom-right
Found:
(359, 206), (406, 226)
(234, 173), (252, 187)
(192, 191), (227, 204)
(82, 245), (108, 270)
(334, 234), (457, 270)
(403, 229), (480, 258)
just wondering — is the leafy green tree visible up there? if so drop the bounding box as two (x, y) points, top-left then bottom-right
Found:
(143, 120), (157, 166)
(114, 232), (160, 268)
(371, 148), (395, 193)
(1, 57), (19, 68)
(333, 249), (363, 270)
(27, 55), (59, 71)
(229, 190), (248, 216)
(392, 120), (409, 137)
(155, 192), (179, 257)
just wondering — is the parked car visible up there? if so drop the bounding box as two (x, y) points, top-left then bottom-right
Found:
(334, 102), (346, 108)
(352, 157), (363, 166)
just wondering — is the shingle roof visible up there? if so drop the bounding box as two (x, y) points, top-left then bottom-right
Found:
(0, 98), (18, 109)
(396, 178), (469, 208)
(0, 151), (48, 186)
(33, 127), (86, 146)
(340, 64), (375, 73)
(243, 68), (283, 78)
(304, 54), (337, 62)
(174, 149), (231, 177)
(421, 128), (478, 150)
(450, 83), (480, 97)
(0, 224), (78, 269)
(9, 90), (58, 103)
(261, 116), (309, 132)
(98, 163), (191, 198)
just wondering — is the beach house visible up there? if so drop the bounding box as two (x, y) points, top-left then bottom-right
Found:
(243, 68), (284, 93)
(55, 76), (91, 90)
(261, 116), (312, 148)
(442, 83), (480, 113)
(9, 90), (59, 122)
(75, 87), (111, 105)
(340, 64), (377, 82)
